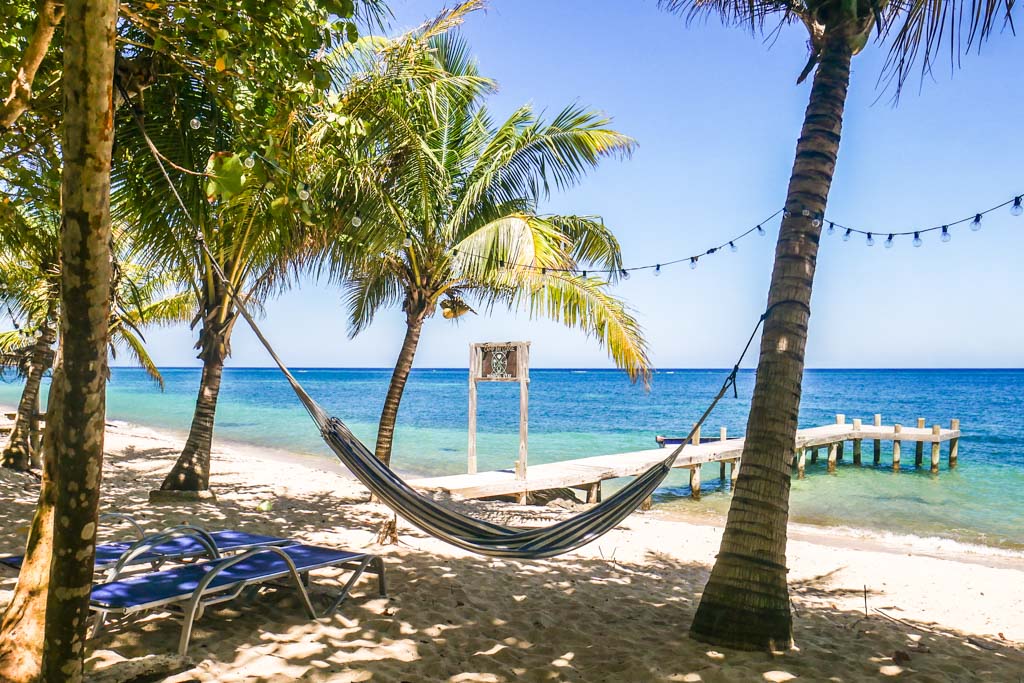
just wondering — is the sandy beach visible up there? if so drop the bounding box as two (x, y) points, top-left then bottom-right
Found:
(2, 419), (1023, 682)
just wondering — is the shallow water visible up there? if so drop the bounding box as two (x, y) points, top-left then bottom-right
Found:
(2, 367), (1021, 550)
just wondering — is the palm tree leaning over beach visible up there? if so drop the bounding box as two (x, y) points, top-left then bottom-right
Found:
(316, 29), (651, 467)
(658, 0), (1017, 651)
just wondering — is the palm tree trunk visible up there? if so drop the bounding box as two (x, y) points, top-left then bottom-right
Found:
(159, 326), (228, 491)
(38, 0), (117, 678)
(1, 312), (56, 471)
(374, 313), (425, 466)
(689, 29), (853, 651)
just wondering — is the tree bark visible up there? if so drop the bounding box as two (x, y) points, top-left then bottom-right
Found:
(1, 311), (56, 471)
(374, 312), (425, 466)
(158, 335), (227, 491)
(0, 0), (65, 133)
(38, 0), (117, 679)
(689, 29), (853, 651)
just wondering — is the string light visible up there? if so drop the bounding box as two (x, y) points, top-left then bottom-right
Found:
(243, 155), (256, 169)
(729, 241), (737, 252)
(842, 228), (852, 242)
(756, 224), (765, 236)
(971, 213), (982, 231)
(865, 232), (875, 247)
(913, 232), (923, 247)
(620, 269), (630, 279)
(298, 185), (310, 201)
(654, 264), (661, 277)
(689, 257), (698, 270)
(402, 232), (412, 248)
(885, 234), (894, 249)
(827, 221), (835, 236)
(189, 118), (201, 130)
(351, 212), (362, 228)
(941, 226), (951, 243)
(1013, 196), (1023, 217)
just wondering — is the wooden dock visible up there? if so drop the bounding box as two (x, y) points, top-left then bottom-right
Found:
(411, 414), (961, 503)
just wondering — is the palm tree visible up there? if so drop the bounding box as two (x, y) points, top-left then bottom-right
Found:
(114, 75), (312, 493)
(0, 178), (189, 471)
(316, 28), (651, 467)
(658, 0), (1016, 650)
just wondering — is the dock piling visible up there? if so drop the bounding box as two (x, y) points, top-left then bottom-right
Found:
(873, 414), (882, 464)
(852, 418), (863, 465)
(893, 423), (902, 471)
(836, 414), (846, 460)
(797, 448), (806, 479)
(949, 418), (960, 467)
(689, 465), (701, 499)
(915, 417), (925, 466)
(719, 427), (728, 482)
(828, 442), (838, 474)
(931, 424), (941, 473)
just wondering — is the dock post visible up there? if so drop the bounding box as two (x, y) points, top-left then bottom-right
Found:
(691, 425), (701, 446)
(949, 418), (960, 467)
(811, 447), (819, 463)
(930, 424), (941, 473)
(893, 423), (902, 472)
(797, 448), (806, 479)
(719, 427), (728, 482)
(873, 414), (882, 464)
(852, 418), (863, 465)
(915, 417), (925, 467)
(689, 465), (701, 499)
(836, 414), (846, 461)
(729, 459), (739, 485)
(827, 442), (838, 474)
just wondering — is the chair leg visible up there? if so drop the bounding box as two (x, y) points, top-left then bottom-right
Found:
(374, 556), (387, 598)
(327, 557), (373, 614)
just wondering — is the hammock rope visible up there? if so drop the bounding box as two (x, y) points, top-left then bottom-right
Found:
(118, 80), (767, 558)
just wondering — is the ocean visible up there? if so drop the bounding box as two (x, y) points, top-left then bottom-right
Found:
(2, 367), (1022, 551)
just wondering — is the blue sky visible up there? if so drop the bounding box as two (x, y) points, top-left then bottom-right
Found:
(139, 1), (1024, 370)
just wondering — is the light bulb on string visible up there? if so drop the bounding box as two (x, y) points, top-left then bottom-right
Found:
(842, 228), (852, 242)
(827, 222), (835, 236)
(620, 269), (630, 280)
(189, 118), (201, 130)
(689, 257), (698, 270)
(865, 232), (875, 247)
(582, 270), (588, 278)
(971, 213), (982, 231)
(1012, 196), (1023, 217)
(913, 232), (923, 247)
(756, 224), (765, 236)
(884, 234), (894, 248)
(811, 214), (822, 228)
(729, 241), (737, 252)
(298, 186), (310, 201)
(801, 208), (810, 217)
(654, 264), (661, 277)
(243, 155), (256, 169)
(941, 226), (951, 243)
(402, 233), (412, 248)
(351, 212), (362, 228)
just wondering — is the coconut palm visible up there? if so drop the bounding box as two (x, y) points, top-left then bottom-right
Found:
(316, 29), (651, 467)
(658, 0), (1017, 650)
(113, 73), (313, 493)
(0, 188), (191, 471)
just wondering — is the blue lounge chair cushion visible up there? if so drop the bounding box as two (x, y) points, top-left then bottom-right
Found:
(91, 544), (368, 611)
(1, 530), (288, 570)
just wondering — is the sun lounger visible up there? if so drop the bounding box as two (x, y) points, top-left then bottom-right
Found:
(90, 544), (386, 654)
(1, 525), (290, 579)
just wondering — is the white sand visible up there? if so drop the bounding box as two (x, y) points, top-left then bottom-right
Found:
(1, 420), (1023, 682)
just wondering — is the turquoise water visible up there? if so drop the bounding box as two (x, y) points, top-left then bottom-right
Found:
(2, 368), (1022, 550)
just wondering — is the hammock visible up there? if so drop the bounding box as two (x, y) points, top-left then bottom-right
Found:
(120, 81), (762, 559)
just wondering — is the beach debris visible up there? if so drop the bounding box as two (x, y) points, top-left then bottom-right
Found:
(256, 500), (274, 512)
(86, 654), (193, 682)
(376, 515), (399, 545)
(892, 650), (912, 665)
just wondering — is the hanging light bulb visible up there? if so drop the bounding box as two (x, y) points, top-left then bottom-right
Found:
(756, 224), (765, 236)
(541, 267), (547, 275)
(827, 222), (835, 236)
(689, 257), (698, 270)
(1012, 196), (1023, 217)
(582, 270), (588, 277)
(189, 117), (201, 130)
(913, 232), (923, 247)
(402, 232), (412, 248)
(842, 228), (852, 242)
(971, 213), (982, 231)
(729, 241), (738, 252)
(654, 264), (661, 277)
(801, 208), (810, 217)
(941, 226), (951, 243)
(865, 232), (875, 247)
(351, 212), (362, 227)
(298, 186), (310, 201)
(244, 155), (256, 169)
(620, 269), (630, 280)
(811, 214), (822, 228)
(885, 234), (895, 249)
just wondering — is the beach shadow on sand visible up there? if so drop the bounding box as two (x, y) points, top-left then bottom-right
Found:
(2, 445), (1023, 682)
